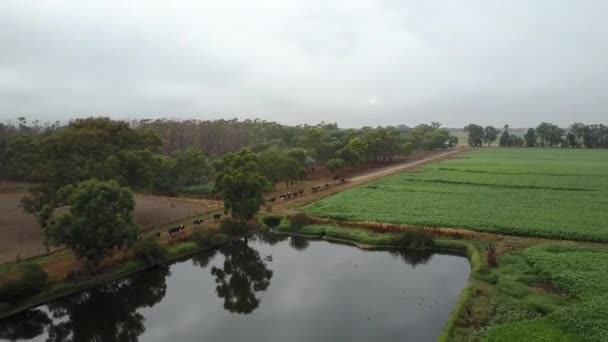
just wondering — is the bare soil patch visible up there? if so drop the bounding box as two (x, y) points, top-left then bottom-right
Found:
(0, 192), (221, 263)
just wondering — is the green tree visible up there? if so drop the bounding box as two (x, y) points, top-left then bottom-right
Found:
(48, 180), (140, 272)
(464, 124), (484, 147)
(213, 149), (271, 221)
(524, 128), (537, 147)
(483, 126), (500, 146)
(277, 155), (304, 187)
(326, 158), (346, 173)
(5, 133), (41, 180)
(447, 136), (459, 147)
(172, 148), (211, 187)
(499, 125), (510, 147)
(536, 122), (563, 147)
(285, 147), (307, 167)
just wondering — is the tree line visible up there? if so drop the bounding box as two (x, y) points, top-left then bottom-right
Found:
(463, 122), (608, 148)
(0, 116), (457, 272)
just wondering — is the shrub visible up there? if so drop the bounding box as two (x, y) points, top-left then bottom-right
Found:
(289, 213), (312, 230)
(396, 228), (435, 249)
(212, 233), (230, 245)
(131, 237), (167, 266)
(326, 158), (346, 172)
(0, 264), (48, 304)
(192, 230), (214, 247)
(219, 218), (255, 236)
(262, 215), (282, 228)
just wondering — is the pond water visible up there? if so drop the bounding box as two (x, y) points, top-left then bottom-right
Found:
(0, 232), (470, 342)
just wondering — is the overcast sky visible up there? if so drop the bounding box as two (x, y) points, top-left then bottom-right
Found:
(1, 1), (607, 128)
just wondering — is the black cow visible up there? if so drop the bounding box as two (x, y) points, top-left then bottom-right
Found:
(213, 213), (222, 221)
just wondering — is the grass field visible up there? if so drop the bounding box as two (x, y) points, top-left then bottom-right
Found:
(484, 244), (608, 341)
(304, 149), (608, 242)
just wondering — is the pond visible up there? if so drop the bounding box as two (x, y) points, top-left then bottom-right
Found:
(0, 232), (470, 342)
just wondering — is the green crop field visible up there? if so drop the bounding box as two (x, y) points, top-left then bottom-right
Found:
(304, 148), (608, 242)
(484, 244), (608, 341)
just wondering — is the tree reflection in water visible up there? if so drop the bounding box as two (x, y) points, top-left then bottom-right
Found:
(0, 309), (51, 341)
(210, 239), (273, 314)
(288, 236), (310, 251)
(191, 249), (218, 269)
(0, 266), (170, 342)
(390, 248), (433, 267)
(252, 230), (288, 246)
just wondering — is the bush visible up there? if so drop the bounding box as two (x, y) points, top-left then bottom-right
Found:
(192, 230), (214, 247)
(262, 215), (282, 228)
(0, 264), (48, 304)
(219, 218), (254, 236)
(396, 228), (435, 249)
(212, 233), (231, 245)
(289, 213), (312, 230)
(131, 237), (167, 266)
(180, 183), (213, 195)
(326, 158), (346, 172)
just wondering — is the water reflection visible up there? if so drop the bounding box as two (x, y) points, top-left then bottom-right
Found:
(389, 248), (434, 267)
(0, 234), (470, 342)
(0, 267), (169, 342)
(252, 230), (288, 245)
(288, 236), (310, 251)
(46, 267), (169, 342)
(210, 240), (273, 314)
(0, 309), (50, 341)
(191, 249), (217, 269)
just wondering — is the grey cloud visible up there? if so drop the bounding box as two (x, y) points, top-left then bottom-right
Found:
(1, 0), (607, 127)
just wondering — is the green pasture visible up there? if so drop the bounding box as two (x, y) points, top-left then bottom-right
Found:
(304, 148), (608, 242)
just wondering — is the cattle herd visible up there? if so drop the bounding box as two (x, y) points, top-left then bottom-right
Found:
(268, 177), (348, 201)
(157, 177), (348, 238)
(155, 224), (186, 238)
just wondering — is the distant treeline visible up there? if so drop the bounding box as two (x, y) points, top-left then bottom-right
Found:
(463, 123), (608, 148)
(0, 117), (458, 191)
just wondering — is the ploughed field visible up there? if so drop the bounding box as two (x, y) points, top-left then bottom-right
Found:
(0, 193), (220, 262)
(305, 149), (608, 242)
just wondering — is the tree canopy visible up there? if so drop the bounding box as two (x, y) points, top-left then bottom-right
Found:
(213, 149), (271, 221)
(47, 179), (140, 272)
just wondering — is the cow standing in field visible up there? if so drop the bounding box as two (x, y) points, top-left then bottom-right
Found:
(193, 218), (204, 226)
(213, 213), (222, 221)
